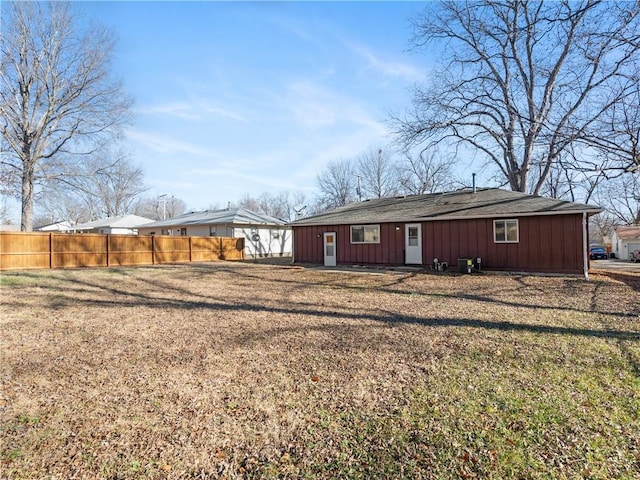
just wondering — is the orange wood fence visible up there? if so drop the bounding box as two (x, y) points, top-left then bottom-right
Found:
(0, 232), (245, 271)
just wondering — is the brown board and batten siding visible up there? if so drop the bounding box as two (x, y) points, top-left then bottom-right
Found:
(422, 214), (584, 274)
(293, 224), (404, 266)
(293, 213), (586, 274)
(290, 188), (600, 275)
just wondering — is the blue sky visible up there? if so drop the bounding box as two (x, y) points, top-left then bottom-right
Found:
(76, 1), (431, 211)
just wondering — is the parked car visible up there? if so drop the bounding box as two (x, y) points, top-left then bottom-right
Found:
(632, 249), (640, 263)
(589, 246), (608, 260)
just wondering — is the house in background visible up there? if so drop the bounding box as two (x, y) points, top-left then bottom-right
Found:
(36, 220), (75, 232)
(290, 188), (601, 277)
(74, 214), (154, 235)
(611, 226), (640, 260)
(136, 207), (292, 258)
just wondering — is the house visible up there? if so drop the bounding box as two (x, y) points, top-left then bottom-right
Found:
(74, 214), (154, 235)
(289, 188), (602, 277)
(36, 220), (75, 232)
(610, 226), (640, 260)
(136, 207), (292, 258)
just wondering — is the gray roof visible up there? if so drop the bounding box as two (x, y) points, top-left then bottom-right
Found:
(290, 188), (602, 226)
(137, 207), (286, 229)
(75, 214), (154, 230)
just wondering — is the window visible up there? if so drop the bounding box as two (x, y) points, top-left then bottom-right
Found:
(209, 226), (217, 237)
(350, 225), (380, 244)
(407, 226), (419, 246)
(180, 228), (187, 236)
(494, 219), (518, 243)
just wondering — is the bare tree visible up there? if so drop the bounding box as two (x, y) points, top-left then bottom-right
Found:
(237, 190), (308, 222)
(134, 194), (187, 220)
(315, 159), (356, 210)
(38, 187), (93, 226)
(40, 150), (147, 221)
(397, 149), (455, 195)
(356, 148), (399, 199)
(392, 0), (640, 195)
(90, 154), (147, 217)
(0, 2), (132, 230)
(594, 173), (640, 226)
(579, 77), (640, 175)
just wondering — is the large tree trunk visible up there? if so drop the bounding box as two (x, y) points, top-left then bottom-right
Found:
(21, 163), (34, 231)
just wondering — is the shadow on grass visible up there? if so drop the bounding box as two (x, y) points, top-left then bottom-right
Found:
(595, 270), (640, 293)
(3, 272), (639, 344)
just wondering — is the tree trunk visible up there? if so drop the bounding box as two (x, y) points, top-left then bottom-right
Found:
(21, 163), (34, 231)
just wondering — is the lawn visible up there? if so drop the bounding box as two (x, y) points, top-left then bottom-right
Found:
(1, 262), (638, 479)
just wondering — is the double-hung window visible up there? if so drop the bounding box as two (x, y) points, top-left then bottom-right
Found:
(494, 219), (518, 243)
(350, 225), (380, 244)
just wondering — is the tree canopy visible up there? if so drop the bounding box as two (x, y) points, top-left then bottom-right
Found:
(393, 0), (640, 194)
(0, 2), (132, 230)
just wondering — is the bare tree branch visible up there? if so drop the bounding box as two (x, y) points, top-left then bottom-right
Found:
(0, 2), (133, 230)
(392, 0), (640, 194)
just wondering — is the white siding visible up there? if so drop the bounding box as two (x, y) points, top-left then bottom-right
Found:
(233, 226), (292, 257)
(136, 223), (293, 257)
(611, 230), (640, 259)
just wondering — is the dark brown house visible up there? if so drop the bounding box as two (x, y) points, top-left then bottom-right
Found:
(290, 188), (601, 277)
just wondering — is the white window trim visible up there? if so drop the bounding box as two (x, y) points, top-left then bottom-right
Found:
(493, 219), (519, 243)
(350, 224), (381, 244)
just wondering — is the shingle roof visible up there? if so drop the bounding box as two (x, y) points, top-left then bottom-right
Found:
(75, 214), (154, 230)
(290, 188), (601, 226)
(137, 208), (286, 229)
(614, 226), (640, 240)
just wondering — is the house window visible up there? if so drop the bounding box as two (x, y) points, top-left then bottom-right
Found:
(494, 219), (519, 243)
(350, 225), (380, 244)
(180, 228), (187, 236)
(209, 226), (217, 237)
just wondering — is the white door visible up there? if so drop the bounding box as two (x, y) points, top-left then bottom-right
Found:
(405, 224), (422, 264)
(323, 232), (337, 267)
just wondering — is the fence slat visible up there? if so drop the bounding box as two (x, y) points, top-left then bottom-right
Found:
(0, 232), (243, 271)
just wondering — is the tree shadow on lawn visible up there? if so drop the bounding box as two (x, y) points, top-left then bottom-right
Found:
(5, 273), (639, 344)
(185, 264), (639, 320)
(593, 270), (640, 293)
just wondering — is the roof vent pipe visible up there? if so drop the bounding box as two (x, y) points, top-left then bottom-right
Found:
(472, 173), (476, 193)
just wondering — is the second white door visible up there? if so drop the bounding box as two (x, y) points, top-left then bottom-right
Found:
(405, 224), (422, 264)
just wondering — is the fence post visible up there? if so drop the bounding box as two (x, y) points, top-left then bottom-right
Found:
(106, 235), (110, 267)
(189, 236), (193, 263)
(152, 235), (156, 265)
(49, 233), (53, 269)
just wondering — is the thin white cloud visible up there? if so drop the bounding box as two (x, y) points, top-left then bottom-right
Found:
(201, 105), (248, 122)
(135, 102), (200, 120)
(127, 130), (215, 157)
(136, 100), (248, 123)
(283, 80), (389, 133)
(347, 41), (423, 82)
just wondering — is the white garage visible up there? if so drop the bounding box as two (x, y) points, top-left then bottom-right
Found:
(611, 226), (640, 260)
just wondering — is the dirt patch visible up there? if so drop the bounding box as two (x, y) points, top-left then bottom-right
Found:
(1, 263), (639, 478)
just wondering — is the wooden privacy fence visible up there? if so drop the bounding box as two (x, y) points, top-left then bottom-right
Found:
(0, 232), (245, 271)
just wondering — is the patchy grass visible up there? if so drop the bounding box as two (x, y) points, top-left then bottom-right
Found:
(1, 263), (638, 479)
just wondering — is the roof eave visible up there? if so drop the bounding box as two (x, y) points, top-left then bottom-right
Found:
(290, 208), (603, 227)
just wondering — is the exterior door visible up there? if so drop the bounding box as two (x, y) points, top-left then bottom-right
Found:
(405, 224), (422, 264)
(323, 232), (337, 266)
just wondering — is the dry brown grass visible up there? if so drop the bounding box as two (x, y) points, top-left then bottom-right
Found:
(1, 262), (639, 479)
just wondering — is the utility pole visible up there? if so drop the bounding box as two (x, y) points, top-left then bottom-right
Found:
(355, 174), (362, 202)
(159, 194), (167, 220)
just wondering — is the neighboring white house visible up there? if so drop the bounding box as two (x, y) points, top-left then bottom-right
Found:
(136, 207), (292, 257)
(36, 220), (75, 232)
(611, 226), (640, 260)
(74, 214), (154, 235)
